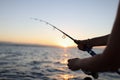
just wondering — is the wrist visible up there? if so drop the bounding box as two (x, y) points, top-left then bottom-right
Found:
(83, 39), (93, 48)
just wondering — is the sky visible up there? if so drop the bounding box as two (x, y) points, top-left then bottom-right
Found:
(0, 0), (119, 47)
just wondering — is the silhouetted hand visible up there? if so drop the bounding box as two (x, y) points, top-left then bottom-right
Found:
(67, 58), (99, 79)
(74, 39), (93, 51)
(67, 58), (81, 71)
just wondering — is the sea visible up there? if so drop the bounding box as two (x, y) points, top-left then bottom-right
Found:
(0, 45), (120, 80)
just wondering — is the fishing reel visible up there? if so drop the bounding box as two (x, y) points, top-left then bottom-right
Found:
(82, 69), (99, 79)
(82, 48), (99, 79)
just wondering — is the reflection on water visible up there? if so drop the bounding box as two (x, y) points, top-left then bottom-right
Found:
(0, 45), (120, 80)
(60, 58), (68, 65)
(59, 74), (74, 80)
(60, 49), (69, 65)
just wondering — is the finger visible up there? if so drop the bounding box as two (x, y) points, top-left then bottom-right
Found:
(67, 63), (72, 69)
(67, 61), (73, 69)
(67, 61), (72, 67)
(68, 59), (72, 62)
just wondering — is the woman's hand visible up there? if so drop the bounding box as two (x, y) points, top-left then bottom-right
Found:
(67, 58), (81, 71)
(74, 40), (93, 51)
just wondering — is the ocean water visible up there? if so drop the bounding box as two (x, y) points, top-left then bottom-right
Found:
(0, 45), (120, 80)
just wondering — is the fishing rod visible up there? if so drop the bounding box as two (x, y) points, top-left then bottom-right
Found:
(31, 18), (96, 56)
(31, 18), (98, 79)
(31, 18), (75, 41)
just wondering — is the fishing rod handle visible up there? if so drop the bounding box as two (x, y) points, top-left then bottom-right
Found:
(86, 48), (96, 56)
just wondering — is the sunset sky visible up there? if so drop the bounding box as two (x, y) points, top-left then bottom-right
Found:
(0, 0), (119, 47)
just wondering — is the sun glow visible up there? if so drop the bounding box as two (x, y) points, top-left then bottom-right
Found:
(57, 38), (75, 48)
(59, 42), (68, 48)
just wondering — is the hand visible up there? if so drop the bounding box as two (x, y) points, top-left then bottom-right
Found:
(67, 58), (99, 79)
(74, 39), (93, 51)
(67, 58), (81, 71)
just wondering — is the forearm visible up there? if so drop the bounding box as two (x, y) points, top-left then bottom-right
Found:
(89, 34), (110, 47)
(79, 53), (119, 72)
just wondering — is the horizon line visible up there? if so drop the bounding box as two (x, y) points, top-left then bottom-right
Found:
(0, 41), (75, 48)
